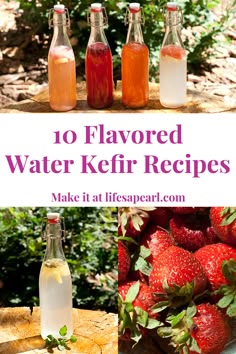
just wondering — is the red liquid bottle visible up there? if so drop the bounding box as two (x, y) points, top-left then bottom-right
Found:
(122, 3), (149, 108)
(85, 3), (113, 109)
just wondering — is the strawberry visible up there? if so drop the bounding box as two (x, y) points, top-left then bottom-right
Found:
(118, 240), (131, 282)
(158, 303), (230, 354)
(118, 280), (161, 343)
(148, 207), (172, 228)
(195, 243), (236, 293)
(169, 213), (218, 252)
(118, 207), (149, 238)
(149, 246), (207, 309)
(210, 207), (236, 247)
(195, 243), (236, 315)
(140, 225), (175, 265)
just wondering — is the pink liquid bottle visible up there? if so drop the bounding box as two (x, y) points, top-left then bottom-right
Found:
(85, 3), (113, 109)
(48, 4), (77, 111)
(159, 2), (187, 108)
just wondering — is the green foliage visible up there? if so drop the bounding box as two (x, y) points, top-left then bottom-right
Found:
(45, 325), (77, 351)
(17, 0), (233, 77)
(0, 207), (117, 312)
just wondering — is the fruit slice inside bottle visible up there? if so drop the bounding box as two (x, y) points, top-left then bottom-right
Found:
(160, 45), (186, 60)
(40, 258), (70, 284)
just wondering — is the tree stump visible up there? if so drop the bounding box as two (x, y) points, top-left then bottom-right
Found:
(0, 81), (235, 113)
(0, 307), (118, 354)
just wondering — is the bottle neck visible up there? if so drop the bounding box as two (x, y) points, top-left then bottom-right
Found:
(50, 13), (71, 48)
(88, 11), (108, 45)
(44, 223), (65, 261)
(126, 12), (144, 44)
(162, 10), (183, 47)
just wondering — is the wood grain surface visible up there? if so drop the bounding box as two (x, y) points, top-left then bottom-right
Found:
(0, 307), (118, 354)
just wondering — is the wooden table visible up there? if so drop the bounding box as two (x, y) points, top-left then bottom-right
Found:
(0, 307), (118, 354)
(0, 81), (235, 113)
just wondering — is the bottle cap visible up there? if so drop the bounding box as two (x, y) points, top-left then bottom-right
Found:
(91, 3), (102, 12)
(167, 2), (178, 11)
(47, 212), (60, 223)
(129, 3), (140, 13)
(54, 4), (65, 14)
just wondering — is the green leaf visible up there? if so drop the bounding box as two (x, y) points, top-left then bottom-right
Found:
(151, 300), (169, 313)
(70, 335), (78, 343)
(170, 310), (186, 328)
(145, 318), (163, 329)
(135, 307), (148, 327)
(157, 326), (173, 338)
(59, 325), (67, 337)
(186, 303), (197, 318)
(221, 212), (236, 226)
(175, 331), (190, 344)
(134, 256), (152, 276)
(125, 281), (140, 303)
(189, 337), (201, 353)
(217, 294), (234, 308)
(226, 301), (236, 317)
(140, 245), (151, 259)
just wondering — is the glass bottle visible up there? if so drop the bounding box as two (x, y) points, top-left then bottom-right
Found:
(39, 212), (73, 339)
(48, 4), (77, 111)
(159, 2), (187, 108)
(85, 3), (113, 109)
(122, 3), (149, 108)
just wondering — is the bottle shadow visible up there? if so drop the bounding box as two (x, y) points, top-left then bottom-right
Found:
(0, 335), (46, 354)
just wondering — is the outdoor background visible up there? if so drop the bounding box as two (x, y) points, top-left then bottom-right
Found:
(0, 207), (117, 313)
(0, 0), (235, 106)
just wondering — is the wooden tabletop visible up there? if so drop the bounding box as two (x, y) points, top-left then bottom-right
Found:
(0, 81), (235, 113)
(0, 307), (118, 354)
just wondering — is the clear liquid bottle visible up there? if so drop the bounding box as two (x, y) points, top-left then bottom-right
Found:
(85, 3), (113, 109)
(159, 2), (187, 108)
(48, 4), (77, 111)
(122, 3), (149, 108)
(39, 212), (73, 339)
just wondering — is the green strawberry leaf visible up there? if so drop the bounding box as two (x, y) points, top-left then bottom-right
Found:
(140, 245), (151, 259)
(134, 256), (152, 276)
(220, 207), (231, 217)
(132, 214), (144, 231)
(186, 303), (197, 319)
(118, 236), (138, 245)
(189, 337), (201, 353)
(157, 326), (173, 338)
(145, 318), (163, 329)
(59, 325), (67, 337)
(151, 300), (169, 313)
(221, 212), (236, 226)
(135, 307), (148, 327)
(169, 310), (186, 328)
(125, 281), (140, 303)
(131, 326), (142, 346)
(58, 344), (66, 351)
(217, 294), (234, 308)
(175, 331), (190, 344)
(226, 300), (236, 317)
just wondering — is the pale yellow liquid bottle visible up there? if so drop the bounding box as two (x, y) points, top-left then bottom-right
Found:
(39, 213), (73, 339)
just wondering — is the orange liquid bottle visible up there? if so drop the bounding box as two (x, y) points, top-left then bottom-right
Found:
(48, 4), (76, 112)
(121, 3), (149, 108)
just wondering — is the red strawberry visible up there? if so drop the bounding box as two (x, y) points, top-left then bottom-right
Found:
(210, 207), (236, 247)
(118, 207), (149, 238)
(158, 303), (230, 354)
(118, 280), (160, 343)
(140, 225), (175, 265)
(148, 207), (172, 228)
(118, 240), (130, 282)
(149, 246), (207, 308)
(195, 243), (236, 292)
(169, 213), (218, 252)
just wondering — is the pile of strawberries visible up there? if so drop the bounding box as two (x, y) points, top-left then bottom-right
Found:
(118, 207), (236, 354)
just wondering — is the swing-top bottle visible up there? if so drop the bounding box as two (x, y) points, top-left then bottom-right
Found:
(122, 3), (149, 108)
(159, 2), (187, 108)
(48, 4), (77, 111)
(39, 212), (73, 339)
(86, 3), (113, 109)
